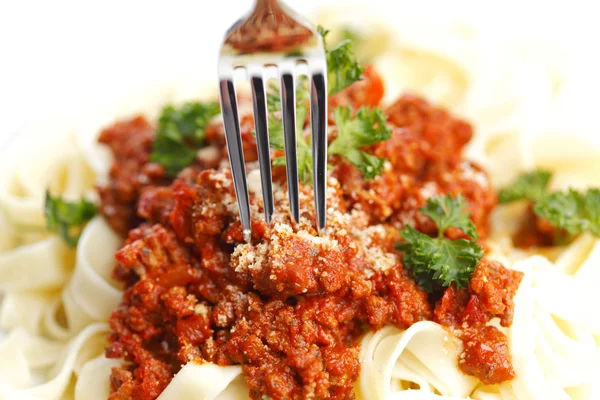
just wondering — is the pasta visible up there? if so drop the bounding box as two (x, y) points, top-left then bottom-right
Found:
(0, 138), (122, 399)
(1, 8), (600, 400)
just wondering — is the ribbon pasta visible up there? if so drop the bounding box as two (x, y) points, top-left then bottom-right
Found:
(0, 135), (123, 400)
(1, 8), (600, 400)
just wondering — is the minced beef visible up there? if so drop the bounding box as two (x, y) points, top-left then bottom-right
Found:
(101, 67), (522, 400)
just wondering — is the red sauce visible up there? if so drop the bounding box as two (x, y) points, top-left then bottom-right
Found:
(434, 259), (523, 383)
(513, 205), (557, 248)
(99, 67), (522, 400)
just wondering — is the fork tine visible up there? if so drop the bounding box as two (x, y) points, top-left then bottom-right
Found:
(280, 67), (300, 223)
(219, 78), (251, 233)
(309, 64), (328, 231)
(249, 72), (274, 223)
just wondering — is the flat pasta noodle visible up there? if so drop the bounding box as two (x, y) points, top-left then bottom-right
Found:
(2, 9), (600, 399)
(0, 323), (109, 400)
(0, 217), (122, 341)
(472, 238), (600, 400)
(358, 322), (478, 399)
(0, 291), (58, 335)
(0, 144), (96, 244)
(0, 139), (123, 400)
(157, 363), (247, 400)
(74, 356), (122, 400)
(0, 328), (64, 389)
(0, 237), (73, 292)
(61, 217), (123, 335)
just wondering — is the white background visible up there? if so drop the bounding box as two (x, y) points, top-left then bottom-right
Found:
(1, 0), (599, 149)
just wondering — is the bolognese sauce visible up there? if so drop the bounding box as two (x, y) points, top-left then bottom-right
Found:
(99, 67), (522, 399)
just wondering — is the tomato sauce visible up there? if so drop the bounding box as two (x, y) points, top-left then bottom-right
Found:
(99, 68), (522, 400)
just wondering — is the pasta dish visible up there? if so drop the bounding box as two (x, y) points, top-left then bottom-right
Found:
(0, 12), (599, 400)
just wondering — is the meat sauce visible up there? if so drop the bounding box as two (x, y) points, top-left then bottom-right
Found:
(99, 68), (522, 400)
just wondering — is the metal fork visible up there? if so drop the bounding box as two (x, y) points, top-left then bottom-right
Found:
(218, 0), (328, 234)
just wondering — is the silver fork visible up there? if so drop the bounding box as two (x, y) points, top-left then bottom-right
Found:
(218, 0), (328, 235)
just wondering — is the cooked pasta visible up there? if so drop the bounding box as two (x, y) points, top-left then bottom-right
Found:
(1, 9), (599, 400)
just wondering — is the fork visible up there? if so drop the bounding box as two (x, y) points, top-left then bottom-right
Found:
(218, 0), (328, 235)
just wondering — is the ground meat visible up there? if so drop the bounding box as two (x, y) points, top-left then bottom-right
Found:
(333, 95), (495, 239)
(226, 293), (363, 399)
(433, 260), (523, 384)
(365, 265), (432, 329)
(101, 79), (522, 399)
(513, 205), (557, 248)
(106, 169), (434, 400)
(468, 260), (523, 327)
(97, 111), (255, 237)
(459, 326), (515, 384)
(328, 65), (385, 121)
(97, 116), (168, 235)
(386, 94), (472, 170)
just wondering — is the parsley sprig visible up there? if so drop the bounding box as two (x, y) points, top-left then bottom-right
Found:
(329, 106), (391, 179)
(263, 27), (388, 182)
(500, 170), (600, 240)
(151, 28), (385, 181)
(396, 195), (483, 292)
(264, 82), (313, 182)
(498, 170), (552, 203)
(534, 188), (600, 238)
(150, 101), (220, 176)
(44, 191), (97, 247)
(318, 26), (364, 95)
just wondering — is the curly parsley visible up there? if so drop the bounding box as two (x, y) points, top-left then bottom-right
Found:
(534, 188), (600, 238)
(260, 28), (388, 182)
(396, 195), (483, 292)
(329, 106), (392, 179)
(500, 170), (600, 240)
(318, 26), (365, 95)
(264, 82), (313, 183)
(44, 191), (97, 247)
(498, 170), (552, 203)
(150, 101), (220, 176)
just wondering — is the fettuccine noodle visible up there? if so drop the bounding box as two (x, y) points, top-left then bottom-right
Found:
(1, 8), (599, 400)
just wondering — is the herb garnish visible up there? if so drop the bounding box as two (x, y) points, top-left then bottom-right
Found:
(150, 101), (220, 176)
(534, 188), (600, 238)
(265, 82), (313, 183)
(329, 106), (392, 179)
(396, 195), (483, 292)
(44, 191), (97, 247)
(263, 27), (387, 182)
(500, 170), (600, 239)
(498, 170), (552, 203)
(318, 26), (365, 95)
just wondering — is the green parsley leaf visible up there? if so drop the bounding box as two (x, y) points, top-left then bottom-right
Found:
(498, 170), (553, 203)
(44, 191), (97, 247)
(339, 148), (386, 180)
(329, 105), (392, 180)
(396, 194), (483, 292)
(266, 81), (309, 112)
(500, 170), (600, 240)
(341, 27), (361, 45)
(420, 195), (479, 239)
(264, 81), (313, 183)
(318, 26), (365, 95)
(150, 101), (220, 176)
(263, 28), (377, 183)
(397, 226), (483, 292)
(534, 188), (600, 238)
